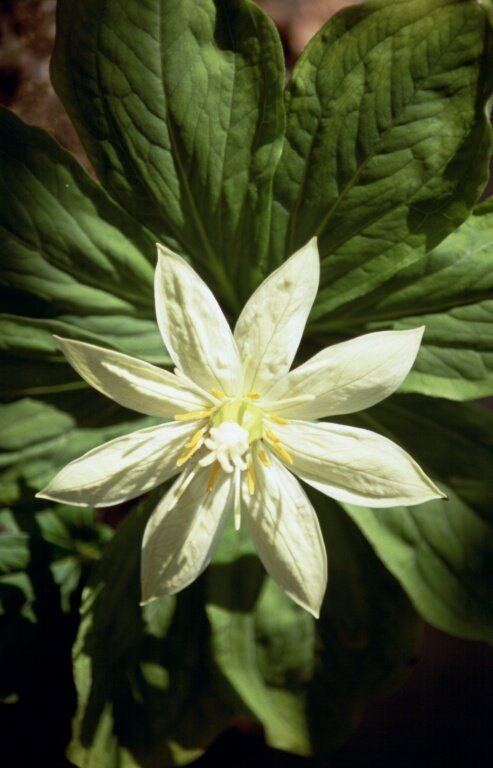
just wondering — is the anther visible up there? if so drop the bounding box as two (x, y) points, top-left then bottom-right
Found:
(264, 429), (293, 465)
(270, 442), (293, 465)
(269, 414), (288, 425)
(265, 428), (281, 443)
(174, 409), (213, 422)
(176, 440), (202, 467)
(247, 460), (255, 495)
(207, 463), (221, 492)
(258, 448), (271, 468)
(187, 427), (206, 448)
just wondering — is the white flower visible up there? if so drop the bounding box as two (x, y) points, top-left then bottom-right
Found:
(37, 239), (444, 617)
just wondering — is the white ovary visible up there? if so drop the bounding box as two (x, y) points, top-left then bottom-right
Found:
(199, 422), (250, 473)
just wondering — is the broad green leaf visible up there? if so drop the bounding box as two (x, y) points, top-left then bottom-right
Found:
(0, 504), (110, 763)
(52, 0), (285, 307)
(0, 537), (58, 749)
(307, 495), (421, 753)
(68, 494), (233, 768)
(310, 200), (493, 401)
(69, 493), (421, 765)
(327, 395), (493, 642)
(0, 505), (111, 616)
(354, 395), (493, 523)
(0, 509), (37, 706)
(0, 315), (167, 398)
(206, 496), (421, 758)
(0, 109), (154, 312)
(34, 506), (112, 612)
(0, 393), (157, 509)
(0, 109), (167, 398)
(270, 0), (493, 311)
(0, 511), (34, 624)
(205, 522), (314, 756)
(342, 486), (493, 643)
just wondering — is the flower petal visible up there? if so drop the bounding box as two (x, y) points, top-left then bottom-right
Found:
(234, 238), (320, 394)
(272, 420), (445, 507)
(54, 336), (211, 417)
(265, 328), (424, 419)
(141, 467), (232, 601)
(36, 421), (198, 507)
(243, 451), (327, 618)
(155, 244), (241, 395)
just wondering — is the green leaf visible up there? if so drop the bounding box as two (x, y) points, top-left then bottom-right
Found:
(270, 0), (493, 311)
(307, 495), (422, 753)
(356, 395), (493, 523)
(342, 486), (493, 643)
(0, 511), (34, 624)
(68, 493), (421, 765)
(0, 505), (111, 615)
(68, 494), (233, 768)
(310, 200), (493, 401)
(205, 522), (314, 756)
(0, 393), (157, 509)
(0, 109), (168, 398)
(35, 506), (113, 612)
(0, 504), (110, 763)
(336, 395), (493, 641)
(0, 314), (167, 398)
(206, 496), (421, 757)
(52, 0), (285, 307)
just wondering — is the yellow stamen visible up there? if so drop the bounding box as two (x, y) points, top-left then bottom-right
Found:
(264, 427), (293, 465)
(265, 428), (281, 443)
(174, 409), (212, 422)
(207, 462), (220, 492)
(269, 441), (293, 465)
(176, 440), (202, 467)
(269, 414), (288, 425)
(211, 389), (224, 399)
(258, 448), (271, 468)
(247, 460), (255, 495)
(246, 391), (260, 399)
(186, 427), (206, 448)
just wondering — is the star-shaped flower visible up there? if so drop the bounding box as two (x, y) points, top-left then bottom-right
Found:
(37, 239), (444, 617)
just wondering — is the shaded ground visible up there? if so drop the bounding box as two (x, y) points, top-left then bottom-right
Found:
(0, 0), (83, 160)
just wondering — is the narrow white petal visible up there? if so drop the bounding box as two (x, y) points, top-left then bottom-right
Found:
(155, 244), (241, 395)
(273, 420), (445, 507)
(243, 451), (327, 618)
(36, 421), (198, 507)
(264, 328), (424, 419)
(141, 467), (232, 601)
(54, 336), (210, 417)
(234, 238), (320, 394)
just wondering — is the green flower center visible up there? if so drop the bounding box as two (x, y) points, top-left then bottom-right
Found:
(210, 398), (263, 444)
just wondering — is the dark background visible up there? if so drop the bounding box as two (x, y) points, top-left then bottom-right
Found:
(0, 1), (492, 766)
